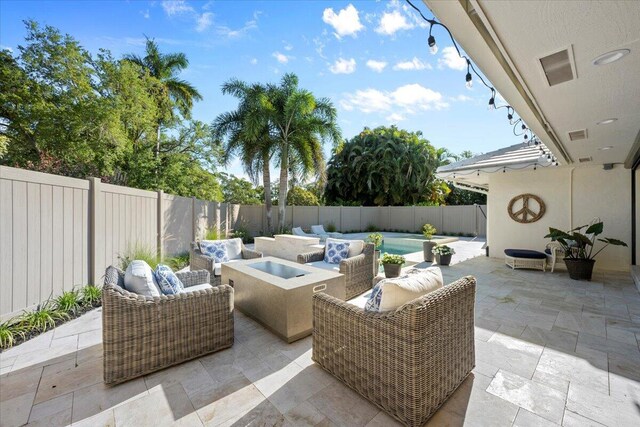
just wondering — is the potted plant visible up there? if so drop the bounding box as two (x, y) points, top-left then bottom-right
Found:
(367, 232), (384, 275)
(422, 223), (437, 262)
(545, 221), (627, 280)
(432, 245), (455, 266)
(380, 253), (405, 278)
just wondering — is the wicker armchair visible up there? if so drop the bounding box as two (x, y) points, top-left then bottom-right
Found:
(298, 243), (375, 300)
(312, 276), (476, 427)
(102, 267), (234, 385)
(190, 239), (262, 286)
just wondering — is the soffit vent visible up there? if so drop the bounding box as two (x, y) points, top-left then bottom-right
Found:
(539, 49), (574, 86)
(578, 156), (592, 163)
(568, 129), (588, 141)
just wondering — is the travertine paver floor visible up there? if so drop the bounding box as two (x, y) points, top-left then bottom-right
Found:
(1, 256), (639, 426)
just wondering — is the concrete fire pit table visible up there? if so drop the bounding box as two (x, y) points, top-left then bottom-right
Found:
(221, 256), (345, 343)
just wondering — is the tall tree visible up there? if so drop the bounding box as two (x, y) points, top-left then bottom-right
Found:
(124, 37), (203, 160)
(213, 79), (276, 233)
(262, 73), (340, 230)
(325, 126), (442, 206)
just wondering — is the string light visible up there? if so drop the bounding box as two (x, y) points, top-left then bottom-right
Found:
(405, 0), (545, 153)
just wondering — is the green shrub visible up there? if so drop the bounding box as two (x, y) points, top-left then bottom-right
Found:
(325, 222), (337, 233)
(81, 285), (102, 308)
(367, 233), (383, 249)
(55, 290), (83, 315)
(166, 251), (190, 271)
(118, 243), (158, 270)
(204, 224), (224, 241)
(380, 253), (405, 265)
(230, 222), (252, 243)
(0, 320), (27, 349)
(365, 223), (377, 233)
(422, 223), (437, 240)
(19, 300), (69, 333)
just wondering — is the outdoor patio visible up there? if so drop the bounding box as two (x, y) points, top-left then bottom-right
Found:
(1, 253), (639, 427)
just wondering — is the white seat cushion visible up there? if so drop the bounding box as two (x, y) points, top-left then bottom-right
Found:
(213, 259), (239, 276)
(365, 267), (443, 312)
(326, 238), (364, 258)
(124, 260), (162, 297)
(225, 238), (243, 260)
(307, 260), (340, 272)
(181, 283), (214, 293)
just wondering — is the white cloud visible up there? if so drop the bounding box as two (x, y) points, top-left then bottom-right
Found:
(161, 0), (193, 16)
(196, 12), (213, 32)
(283, 41), (293, 51)
(366, 59), (387, 73)
(217, 18), (258, 38)
(313, 37), (326, 59)
(376, 10), (413, 36)
(438, 46), (467, 71)
(141, 9), (150, 19)
(386, 113), (405, 123)
(322, 4), (364, 38)
(393, 57), (431, 71)
(340, 88), (392, 113)
(250, 58), (258, 65)
(329, 58), (356, 74)
(1, 45), (13, 53)
(454, 94), (473, 102)
(340, 84), (448, 116)
(272, 51), (290, 64)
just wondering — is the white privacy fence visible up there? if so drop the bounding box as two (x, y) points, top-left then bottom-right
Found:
(0, 165), (485, 319)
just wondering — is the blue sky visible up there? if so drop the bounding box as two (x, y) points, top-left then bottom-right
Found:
(1, 0), (519, 179)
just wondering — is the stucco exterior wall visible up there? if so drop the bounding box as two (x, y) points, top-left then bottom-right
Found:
(636, 169), (640, 265)
(487, 165), (631, 271)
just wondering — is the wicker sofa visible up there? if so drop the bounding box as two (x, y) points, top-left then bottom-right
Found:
(102, 267), (234, 385)
(312, 276), (476, 427)
(190, 238), (262, 286)
(297, 242), (375, 300)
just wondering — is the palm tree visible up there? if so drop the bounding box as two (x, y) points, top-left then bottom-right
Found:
(212, 79), (276, 234)
(262, 74), (341, 230)
(124, 37), (203, 158)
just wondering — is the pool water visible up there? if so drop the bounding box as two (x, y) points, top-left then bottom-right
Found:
(378, 239), (423, 255)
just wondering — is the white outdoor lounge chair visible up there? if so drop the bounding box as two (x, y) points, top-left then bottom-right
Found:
(311, 225), (343, 238)
(292, 226), (326, 241)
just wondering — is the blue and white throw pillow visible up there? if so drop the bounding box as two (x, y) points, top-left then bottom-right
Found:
(154, 264), (184, 295)
(200, 241), (229, 263)
(365, 282), (384, 312)
(324, 240), (350, 264)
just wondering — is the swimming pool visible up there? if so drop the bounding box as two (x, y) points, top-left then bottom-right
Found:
(378, 236), (455, 255)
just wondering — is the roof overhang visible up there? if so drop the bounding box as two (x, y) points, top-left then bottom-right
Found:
(424, 0), (640, 169)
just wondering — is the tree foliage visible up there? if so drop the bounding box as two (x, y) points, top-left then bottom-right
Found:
(0, 21), (221, 201)
(219, 173), (262, 205)
(286, 187), (320, 206)
(325, 126), (444, 206)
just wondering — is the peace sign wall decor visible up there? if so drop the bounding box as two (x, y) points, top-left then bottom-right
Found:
(508, 193), (546, 223)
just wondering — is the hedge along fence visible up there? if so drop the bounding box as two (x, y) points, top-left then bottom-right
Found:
(0, 165), (486, 320)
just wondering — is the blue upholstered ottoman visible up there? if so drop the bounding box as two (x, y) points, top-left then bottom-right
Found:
(504, 249), (547, 271)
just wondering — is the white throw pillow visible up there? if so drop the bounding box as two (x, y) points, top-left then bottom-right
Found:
(225, 238), (243, 260)
(124, 260), (162, 297)
(325, 238), (364, 258)
(365, 267), (443, 312)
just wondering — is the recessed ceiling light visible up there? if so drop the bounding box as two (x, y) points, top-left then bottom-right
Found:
(592, 49), (630, 66)
(597, 118), (617, 125)
(598, 146), (613, 151)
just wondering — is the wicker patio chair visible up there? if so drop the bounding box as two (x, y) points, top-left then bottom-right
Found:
(298, 243), (375, 300)
(102, 266), (234, 385)
(190, 238), (262, 286)
(312, 276), (476, 427)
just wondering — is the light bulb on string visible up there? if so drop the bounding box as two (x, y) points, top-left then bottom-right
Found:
(488, 96), (495, 110)
(465, 72), (473, 89)
(428, 35), (438, 54)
